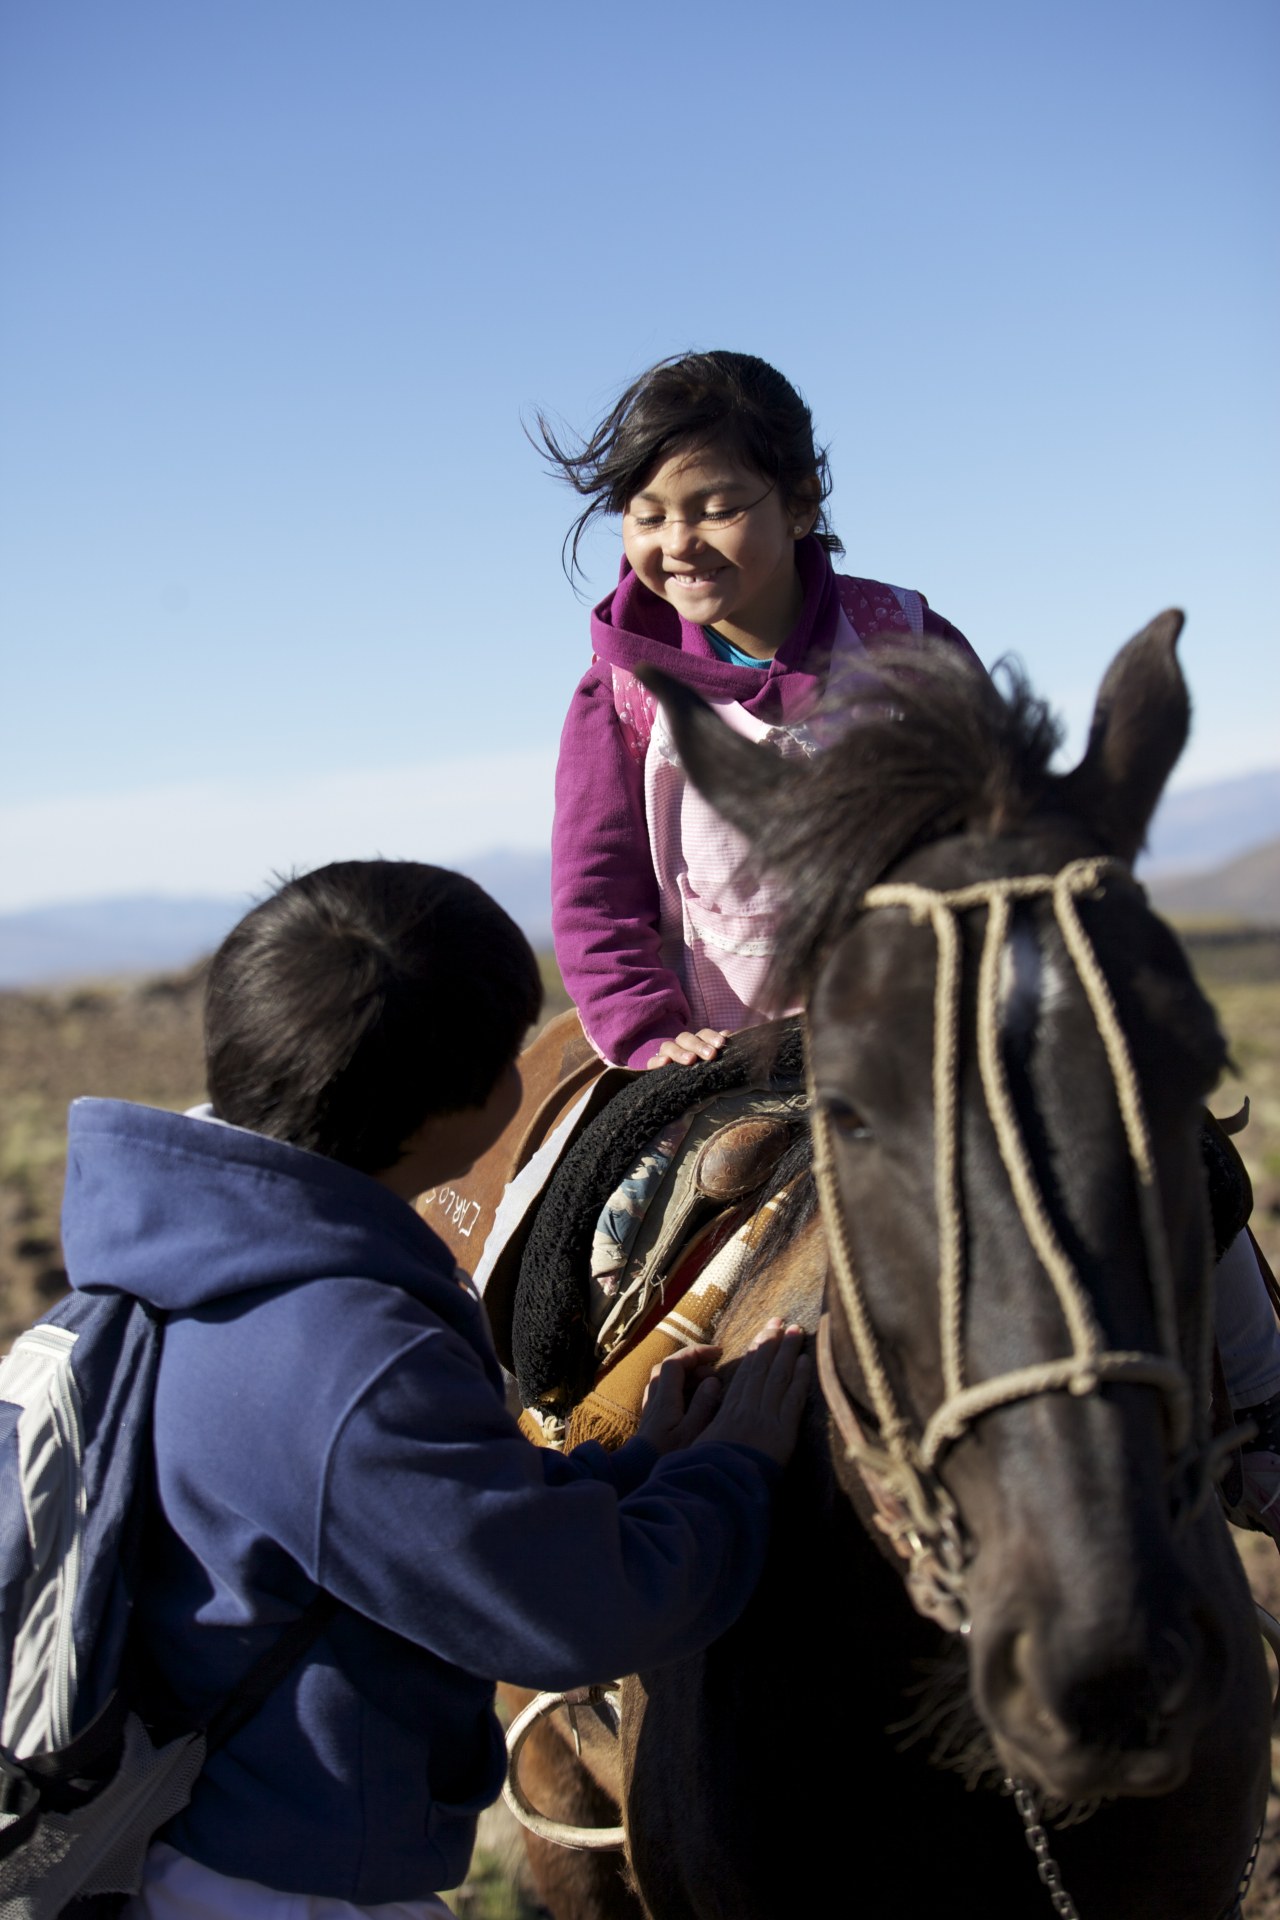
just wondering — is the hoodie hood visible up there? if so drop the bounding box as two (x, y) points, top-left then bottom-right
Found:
(589, 534), (840, 724)
(62, 1098), (458, 1317)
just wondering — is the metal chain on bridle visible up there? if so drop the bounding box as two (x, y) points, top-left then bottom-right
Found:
(1003, 1773), (1262, 1920)
(808, 854), (1257, 1919)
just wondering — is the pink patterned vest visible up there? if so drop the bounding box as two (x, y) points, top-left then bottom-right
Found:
(608, 578), (924, 1035)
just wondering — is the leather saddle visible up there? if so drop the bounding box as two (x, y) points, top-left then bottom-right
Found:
(475, 1015), (808, 1427)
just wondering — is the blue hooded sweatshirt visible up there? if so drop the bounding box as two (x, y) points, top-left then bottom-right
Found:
(61, 1099), (779, 1900)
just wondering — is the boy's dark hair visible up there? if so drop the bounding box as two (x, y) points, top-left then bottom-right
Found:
(535, 349), (841, 580)
(204, 861), (542, 1174)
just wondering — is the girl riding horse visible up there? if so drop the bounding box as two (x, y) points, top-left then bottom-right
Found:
(538, 346), (1280, 1544)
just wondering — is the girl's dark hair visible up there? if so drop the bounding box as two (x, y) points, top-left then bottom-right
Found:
(204, 860), (542, 1174)
(535, 350), (841, 579)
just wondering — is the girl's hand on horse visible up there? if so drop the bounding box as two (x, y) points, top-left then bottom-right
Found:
(646, 1029), (730, 1069)
(636, 1344), (725, 1453)
(692, 1320), (810, 1467)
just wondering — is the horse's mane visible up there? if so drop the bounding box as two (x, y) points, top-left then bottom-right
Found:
(717, 649), (1065, 1286)
(760, 646), (1064, 1002)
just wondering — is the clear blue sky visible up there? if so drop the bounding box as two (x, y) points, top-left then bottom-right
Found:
(2, 0), (1276, 909)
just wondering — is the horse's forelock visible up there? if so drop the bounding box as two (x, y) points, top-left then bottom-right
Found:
(760, 649), (1064, 1000)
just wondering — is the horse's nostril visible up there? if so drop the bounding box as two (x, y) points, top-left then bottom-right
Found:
(1153, 1626), (1197, 1720)
(977, 1608), (1210, 1779)
(982, 1628), (1051, 1730)
(980, 1625), (1021, 1717)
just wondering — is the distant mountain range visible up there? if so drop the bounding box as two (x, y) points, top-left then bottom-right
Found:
(1140, 769), (1280, 879)
(0, 851), (556, 989)
(1147, 836), (1280, 922)
(1, 769), (1275, 988)
(0, 896), (248, 990)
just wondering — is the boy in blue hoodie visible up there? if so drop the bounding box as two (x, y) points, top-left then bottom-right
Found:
(60, 860), (806, 1920)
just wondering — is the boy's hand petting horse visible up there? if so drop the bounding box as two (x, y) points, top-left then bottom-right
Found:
(636, 1322), (810, 1461)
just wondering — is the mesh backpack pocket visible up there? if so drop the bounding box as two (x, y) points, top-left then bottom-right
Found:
(0, 1289), (335, 1918)
(0, 1295), (161, 1771)
(0, 1292), (166, 1910)
(0, 1290), (335, 1920)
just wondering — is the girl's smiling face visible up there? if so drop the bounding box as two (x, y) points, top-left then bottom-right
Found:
(622, 447), (816, 658)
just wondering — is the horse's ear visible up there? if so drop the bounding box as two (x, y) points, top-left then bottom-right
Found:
(636, 665), (805, 830)
(1058, 610), (1189, 863)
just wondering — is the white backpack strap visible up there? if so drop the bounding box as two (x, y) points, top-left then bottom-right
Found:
(891, 586), (925, 635)
(835, 575), (922, 643)
(608, 663), (659, 766)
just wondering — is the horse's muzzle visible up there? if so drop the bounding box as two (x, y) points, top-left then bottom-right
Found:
(973, 1600), (1226, 1802)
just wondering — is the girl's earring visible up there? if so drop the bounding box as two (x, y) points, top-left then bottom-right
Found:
(792, 524), (804, 536)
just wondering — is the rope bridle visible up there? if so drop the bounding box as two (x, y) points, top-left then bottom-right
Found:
(809, 855), (1221, 1634)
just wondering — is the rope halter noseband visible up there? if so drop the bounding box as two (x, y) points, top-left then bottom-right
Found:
(808, 855), (1216, 1634)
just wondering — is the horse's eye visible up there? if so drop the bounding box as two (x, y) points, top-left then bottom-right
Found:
(821, 1097), (872, 1141)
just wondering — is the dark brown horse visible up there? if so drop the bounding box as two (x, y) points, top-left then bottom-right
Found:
(438, 615), (1271, 1919)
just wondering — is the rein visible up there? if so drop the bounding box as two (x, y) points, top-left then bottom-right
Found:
(809, 855), (1222, 1634)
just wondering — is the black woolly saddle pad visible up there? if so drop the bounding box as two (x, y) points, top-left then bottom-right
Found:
(512, 1019), (806, 1414)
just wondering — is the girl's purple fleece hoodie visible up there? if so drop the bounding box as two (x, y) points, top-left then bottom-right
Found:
(551, 537), (974, 1068)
